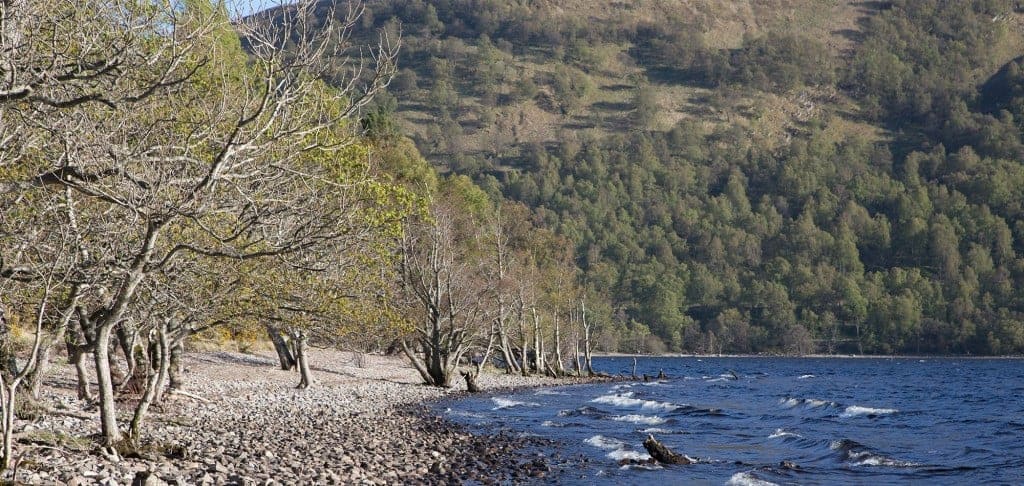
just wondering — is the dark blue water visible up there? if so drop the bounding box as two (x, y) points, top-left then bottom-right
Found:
(440, 357), (1024, 485)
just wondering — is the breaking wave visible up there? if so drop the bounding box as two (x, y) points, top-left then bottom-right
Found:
(840, 405), (898, 418)
(585, 435), (625, 450)
(768, 428), (802, 439)
(491, 397), (539, 410)
(611, 414), (668, 425)
(831, 439), (920, 467)
(726, 472), (779, 486)
(591, 394), (678, 411)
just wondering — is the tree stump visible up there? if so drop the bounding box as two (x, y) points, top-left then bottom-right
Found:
(643, 434), (693, 465)
(461, 370), (481, 393)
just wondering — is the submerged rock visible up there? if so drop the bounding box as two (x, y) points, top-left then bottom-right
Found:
(642, 434), (694, 465)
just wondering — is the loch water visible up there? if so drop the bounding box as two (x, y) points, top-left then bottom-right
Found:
(439, 357), (1024, 485)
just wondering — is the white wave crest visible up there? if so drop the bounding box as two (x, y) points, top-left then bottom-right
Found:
(768, 428), (801, 439)
(491, 397), (539, 410)
(726, 472), (779, 486)
(641, 427), (671, 434)
(798, 374), (815, 379)
(585, 435), (626, 450)
(591, 394), (677, 411)
(534, 389), (567, 396)
(619, 463), (662, 471)
(781, 397), (837, 409)
(611, 414), (667, 425)
(607, 448), (652, 461)
(848, 451), (920, 467)
(706, 377), (730, 383)
(840, 405), (898, 418)
(806, 399), (835, 408)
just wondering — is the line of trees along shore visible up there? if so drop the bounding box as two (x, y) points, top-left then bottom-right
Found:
(0, 0), (409, 465)
(327, 0), (1024, 356)
(0, 0), (602, 469)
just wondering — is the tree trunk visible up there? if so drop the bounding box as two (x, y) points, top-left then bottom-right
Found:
(532, 308), (545, 375)
(116, 324), (137, 382)
(70, 343), (93, 401)
(496, 323), (518, 374)
(27, 299), (76, 400)
(266, 324), (296, 371)
(475, 331), (496, 375)
(153, 325), (172, 404)
(1, 383), (18, 471)
(93, 323), (122, 446)
(67, 322), (96, 401)
(573, 333), (583, 377)
(554, 314), (565, 375)
(518, 310), (529, 377)
(401, 339), (435, 386)
(461, 370), (480, 392)
(129, 324), (167, 446)
(168, 340), (184, 391)
(294, 333), (313, 389)
(581, 300), (594, 375)
(27, 339), (53, 400)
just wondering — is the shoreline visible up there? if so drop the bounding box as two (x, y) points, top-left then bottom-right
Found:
(592, 352), (1024, 360)
(20, 349), (600, 485)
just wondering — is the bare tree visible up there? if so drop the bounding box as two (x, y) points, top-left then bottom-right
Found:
(0, 207), (77, 470)
(398, 200), (490, 387)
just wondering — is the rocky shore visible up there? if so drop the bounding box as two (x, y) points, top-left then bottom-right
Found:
(18, 349), (592, 485)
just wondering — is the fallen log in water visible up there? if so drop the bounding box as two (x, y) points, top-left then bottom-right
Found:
(643, 434), (694, 465)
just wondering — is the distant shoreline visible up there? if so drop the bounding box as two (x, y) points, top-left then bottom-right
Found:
(590, 352), (1024, 360)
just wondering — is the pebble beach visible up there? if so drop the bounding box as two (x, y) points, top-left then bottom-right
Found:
(20, 349), (590, 485)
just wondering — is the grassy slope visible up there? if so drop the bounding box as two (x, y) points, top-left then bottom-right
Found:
(385, 0), (1024, 169)
(388, 1), (872, 163)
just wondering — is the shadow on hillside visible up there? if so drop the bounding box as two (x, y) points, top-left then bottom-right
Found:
(592, 100), (634, 112)
(604, 84), (635, 92)
(832, 28), (866, 45)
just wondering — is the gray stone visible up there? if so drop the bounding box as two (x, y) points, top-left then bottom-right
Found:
(131, 471), (168, 486)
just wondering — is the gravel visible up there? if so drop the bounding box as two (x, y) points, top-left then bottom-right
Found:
(15, 349), (595, 485)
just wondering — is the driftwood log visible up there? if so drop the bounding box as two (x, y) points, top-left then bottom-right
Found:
(461, 370), (481, 393)
(643, 435), (694, 465)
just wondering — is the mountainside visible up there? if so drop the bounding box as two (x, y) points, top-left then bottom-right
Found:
(311, 0), (1024, 354)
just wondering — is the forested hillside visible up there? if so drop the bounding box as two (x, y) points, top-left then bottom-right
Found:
(319, 0), (1024, 355)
